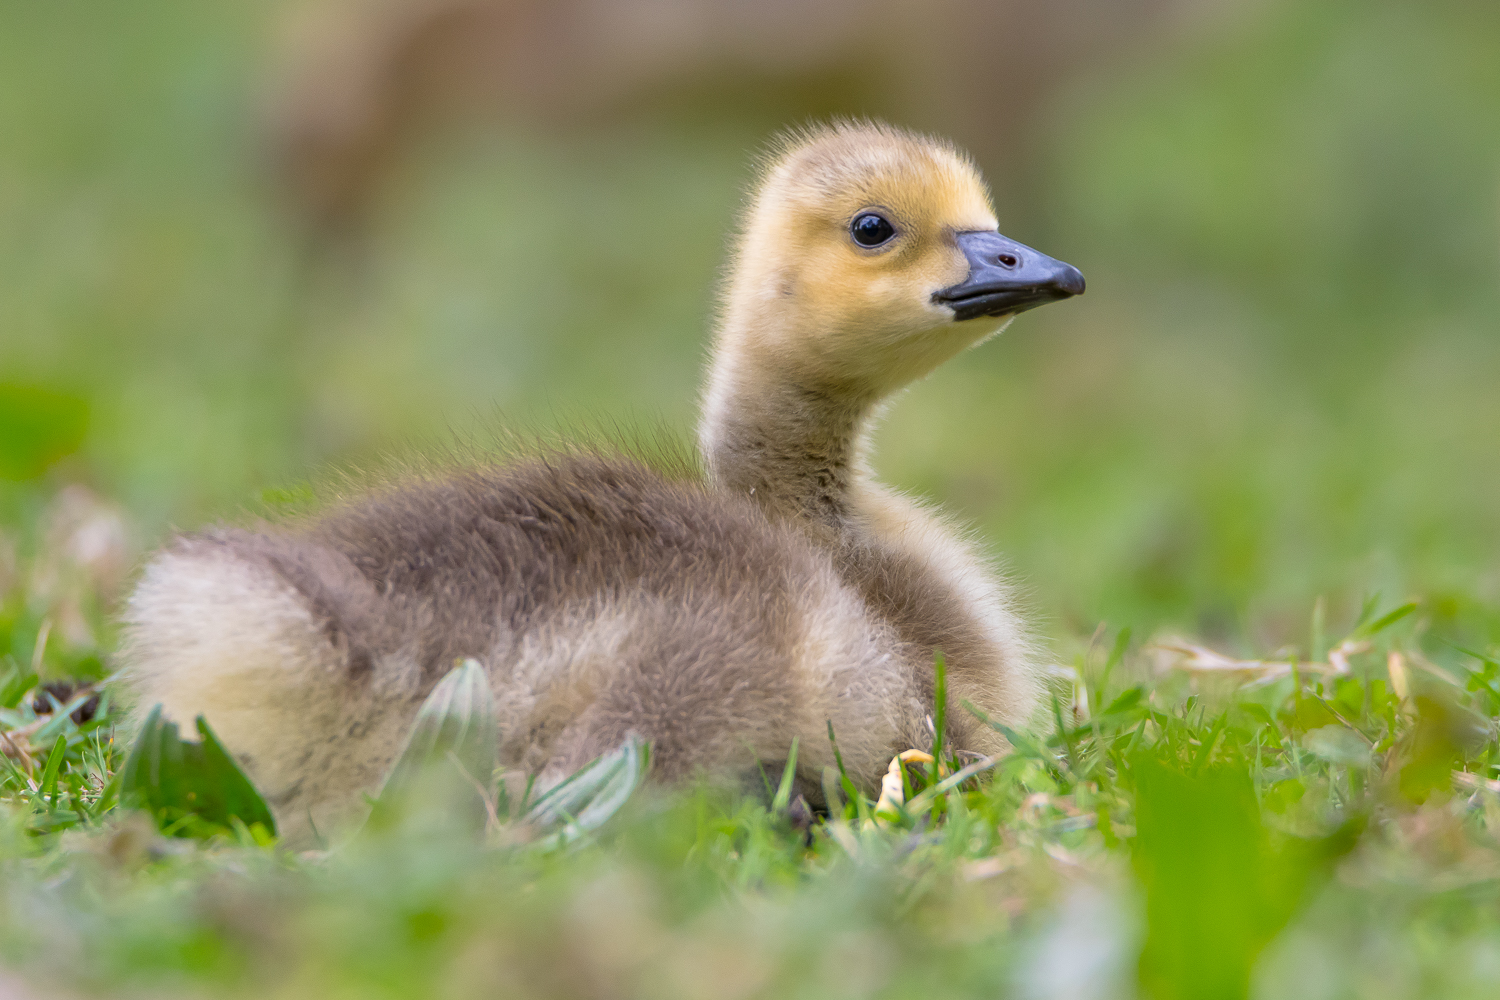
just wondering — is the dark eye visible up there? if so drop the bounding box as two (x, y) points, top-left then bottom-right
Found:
(850, 212), (896, 248)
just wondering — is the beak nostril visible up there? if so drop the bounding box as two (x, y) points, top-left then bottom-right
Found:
(996, 253), (1019, 268)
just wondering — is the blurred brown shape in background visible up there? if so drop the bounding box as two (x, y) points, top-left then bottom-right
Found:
(266, 0), (1202, 240)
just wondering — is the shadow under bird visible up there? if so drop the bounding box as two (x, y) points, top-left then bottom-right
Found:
(121, 121), (1085, 844)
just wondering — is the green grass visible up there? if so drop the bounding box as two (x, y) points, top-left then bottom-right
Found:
(2, 557), (1499, 998)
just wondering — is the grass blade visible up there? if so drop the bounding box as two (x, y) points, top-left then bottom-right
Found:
(381, 658), (497, 797)
(930, 651), (947, 785)
(375, 658), (498, 833)
(826, 720), (863, 817)
(1354, 602), (1418, 639)
(528, 734), (649, 848)
(0, 656), (39, 710)
(1100, 626), (1132, 696)
(771, 737), (799, 814)
(37, 734), (66, 811)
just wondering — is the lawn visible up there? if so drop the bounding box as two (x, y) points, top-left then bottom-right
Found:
(2, 0), (1498, 996)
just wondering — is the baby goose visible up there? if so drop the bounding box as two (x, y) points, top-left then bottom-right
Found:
(122, 121), (1083, 842)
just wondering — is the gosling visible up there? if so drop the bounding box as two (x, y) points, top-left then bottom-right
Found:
(122, 121), (1084, 842)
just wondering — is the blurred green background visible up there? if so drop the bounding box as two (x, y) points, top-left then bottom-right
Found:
(1, 0), (1497, 661)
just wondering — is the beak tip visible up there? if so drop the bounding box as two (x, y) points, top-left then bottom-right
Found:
(1056, 265), (1086, 297)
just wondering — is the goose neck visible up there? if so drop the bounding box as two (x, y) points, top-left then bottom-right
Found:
(700, 363), (878, 532)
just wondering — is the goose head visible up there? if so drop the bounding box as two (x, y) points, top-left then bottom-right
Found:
(708, 121), (1084, 407)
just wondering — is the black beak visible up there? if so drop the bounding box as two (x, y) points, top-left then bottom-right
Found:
(932, 231), (1085, 321)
